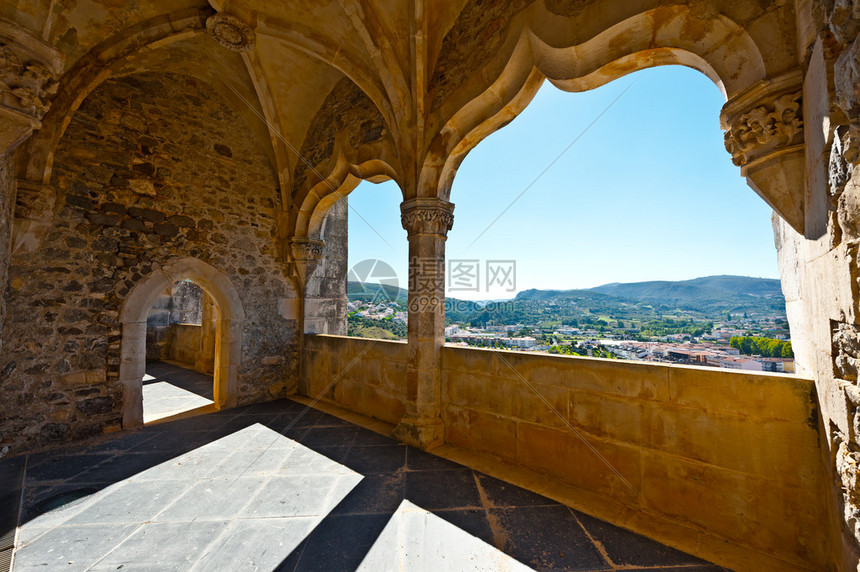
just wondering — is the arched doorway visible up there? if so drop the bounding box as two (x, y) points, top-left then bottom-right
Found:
(118, 257), (245, 429)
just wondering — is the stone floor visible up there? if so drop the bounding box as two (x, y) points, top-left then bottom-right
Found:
(5, 364), (729, 571)
(142, 361), (214, 423)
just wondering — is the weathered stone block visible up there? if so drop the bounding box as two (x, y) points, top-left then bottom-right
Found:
(76, 396), (114, 416)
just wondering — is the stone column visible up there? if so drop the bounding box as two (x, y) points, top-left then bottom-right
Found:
(304, 199), (349, 335)
(290, 237), (325, 395)
(393, 197), (454, 450)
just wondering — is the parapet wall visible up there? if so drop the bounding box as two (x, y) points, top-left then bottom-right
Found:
(301, 334), (829, 570)
(301, 334), (407, 425)
(441, 345), (828, 570)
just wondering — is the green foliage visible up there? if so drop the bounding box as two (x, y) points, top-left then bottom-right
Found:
(348, 315), (407, 340)
(729, 336), (793, 358)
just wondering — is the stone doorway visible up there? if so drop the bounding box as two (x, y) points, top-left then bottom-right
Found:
(118, 257), (245, 429)
(142, 280), (218, 423)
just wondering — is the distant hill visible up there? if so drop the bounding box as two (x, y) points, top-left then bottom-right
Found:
(588, 275), (782, 302)
(347, 281), (408, 305)
(349, 275), (786, 323)
(515, 275), (784, 316)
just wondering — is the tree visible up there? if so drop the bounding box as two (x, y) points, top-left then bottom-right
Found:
(781, 341), (794, 358)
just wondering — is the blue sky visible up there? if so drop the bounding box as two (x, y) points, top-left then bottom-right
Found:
(346, 65), (779, 300)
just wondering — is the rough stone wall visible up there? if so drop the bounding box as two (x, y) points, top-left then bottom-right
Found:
(305, 198), (348, 335)
(774, 1), (860, 568)
(430, 0), (535, 111)
(0, 72), (298, 454)
(145, 287), (171, 360)
(0, 153), (13, 352)
(170, 281), (204, 325)
(292, 77), (388, 196)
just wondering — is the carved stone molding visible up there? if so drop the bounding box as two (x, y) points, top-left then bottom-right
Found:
(206, 14), (256, 53)
(721, 71), (806, 234)
(289, 237), (325, 286)
(721, 76), (803, 168)
(400, 198), (455, 237)
(290, 238), (325, 263)
(11, 178), (55, 255)
(0, 18), (63, 155)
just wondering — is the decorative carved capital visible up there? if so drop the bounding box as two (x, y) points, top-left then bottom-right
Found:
(721, 71), (806, 234)
(289, 238), (325, 287)
(400, 198), (454, 237)
(290, 238), (325, 263)
(0, 18), (63, 154)
(722, 75), (803, 168)
(206, 14), (256, 53)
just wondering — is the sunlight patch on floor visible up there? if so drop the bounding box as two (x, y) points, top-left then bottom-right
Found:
(14, 424), (363, 571)
(142, 381), (214, 423)
(358, 500), (535, 572)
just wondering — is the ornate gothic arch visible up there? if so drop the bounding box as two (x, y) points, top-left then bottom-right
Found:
(421, 3), (805, 232)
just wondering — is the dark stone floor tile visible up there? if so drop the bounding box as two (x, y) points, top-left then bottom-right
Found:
(124, 430), (214, 454)
(406, 446), (464, 471)
(308, 411), (353, 427)
(351, 427), (398, 447)
(20, 483), (102, 522)
(304, 445), (352, 465)
(286, 513), (391, 572)
(25, 453), (113, 484)
(475, 473), (562, 508)
(67, 451), (176, 484)
(406, 469), (482, 510)
(300, 426), (358, 448)
(343, 445), (406, 474)
(489, 505), (610, 571)
(279, 408), (326, 428)
(232, 399), (298, 416)
(154, 413), (230, 433)
(331, 473), (405, 516)
(433, 508), (496, 547)
(574, 511), (709, 568)
(0, 456), (25, 550)
(204, 414), (277, 437)
(624, 567), (731, 572)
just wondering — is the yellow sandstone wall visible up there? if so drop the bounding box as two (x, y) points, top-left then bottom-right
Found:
(302, 335), (407, 425)
(301, 335), (829, 569)
(441, 346), (829, 570)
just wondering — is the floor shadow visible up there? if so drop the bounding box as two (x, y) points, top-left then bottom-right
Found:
(11, 364), (730, 571)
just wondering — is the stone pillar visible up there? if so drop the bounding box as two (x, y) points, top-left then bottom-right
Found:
(393, 197), (454, 450)
(304, 198), (349, 335)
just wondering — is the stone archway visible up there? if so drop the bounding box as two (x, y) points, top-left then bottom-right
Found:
(118, 257), (245, 429)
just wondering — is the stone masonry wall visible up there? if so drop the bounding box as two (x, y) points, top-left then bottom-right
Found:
(0, 153), (13, 349)
(774, 3), (860, 568)
(0, 72), (298, 454)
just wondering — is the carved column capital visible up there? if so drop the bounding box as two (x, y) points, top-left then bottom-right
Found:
(0, 18), (63, 155)
(290, 237), (326, 263)
(721, 71), (804, 169)
(289, 237), (325, 286)
(400, 197), (455, 238)
(721, 71), (806, 234)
